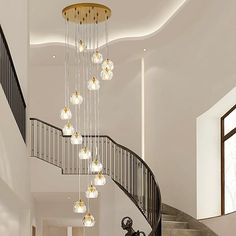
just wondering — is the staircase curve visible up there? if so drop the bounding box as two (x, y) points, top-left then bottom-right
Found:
(29, 118), (162, 236)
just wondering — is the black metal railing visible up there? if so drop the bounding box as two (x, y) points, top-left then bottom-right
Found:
(0, 25), (26, 141)
(30, 118), (161, 235)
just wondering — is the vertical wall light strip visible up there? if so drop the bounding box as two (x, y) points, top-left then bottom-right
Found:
(141, 57), (145, 160)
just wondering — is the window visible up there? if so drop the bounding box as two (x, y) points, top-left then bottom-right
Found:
(221, 104), (236, 214)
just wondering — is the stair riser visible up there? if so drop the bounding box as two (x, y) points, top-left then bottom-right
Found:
(163, 221), (189, 229)
(163, 229), (202, 236)
(162, 215), (177, 221)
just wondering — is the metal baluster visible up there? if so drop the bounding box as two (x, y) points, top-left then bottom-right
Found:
(69, 138), (72, 174)
(110, 142), (113, 178)
(101, 137), (104, 172)
(64, 138), (68, 174)
(121, 149), (125, 186)
(125, 151), (129, 191)
(59, 131), (62, 168)
(31, 120), (34, 156)
(50, 127), (53, 163)
(143, 166), (146, 215)
(112, 143), (115, 179)
(151, 177), (153, 226)
(6, 54), (8, 98)
(75, 144), (79, 174)
(115, 146), (118, 181)
(70, 140), (73, 174)
(105, 137), (108, 174)
(127, 152), (130, 194)
(54, 130), (58, 166)
(46, 126), (49, 161)
(106, 140), (110, 175)
(147, 171), (150, 223)
(36, 122), (40, 158)
(130, 154), (133, 196)
(118, 148), (122, 184)
(133, 157), (138, 200)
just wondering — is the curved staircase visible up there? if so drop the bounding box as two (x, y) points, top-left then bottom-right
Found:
(30, 118), (162, 236)
(29, 118), (217, 236)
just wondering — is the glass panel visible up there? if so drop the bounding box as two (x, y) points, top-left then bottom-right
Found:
(224, 108), (236, 135)
(225, 133), (236, 213)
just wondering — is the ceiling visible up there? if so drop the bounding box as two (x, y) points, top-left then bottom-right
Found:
(29, 0), (187, 47)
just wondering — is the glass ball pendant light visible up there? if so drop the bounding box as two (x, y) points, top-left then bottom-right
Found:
(86, 184), (98, 198)
(70, 91), (83, 105)
(101, 68), (113, 80)
(62, 121), (74, 136)
(88, 77), (100, 91)
(94, 172), (106, 186)
(90, 159), (103, 173)
(60, 107), (72, 120)
(91, 51), (103, 64)
(83, 213), (95, 227)
(79, 147), (92, 160)
(70, 131), (83, 145)
(102, 59), (114, 71)
(73, 199), (86, 213)
(79, 40), (86, 52)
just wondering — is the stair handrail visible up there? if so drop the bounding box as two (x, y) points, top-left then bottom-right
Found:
(30, 118), (161, 235)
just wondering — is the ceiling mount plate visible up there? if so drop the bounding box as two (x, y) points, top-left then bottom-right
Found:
(62, 3), (111, 24)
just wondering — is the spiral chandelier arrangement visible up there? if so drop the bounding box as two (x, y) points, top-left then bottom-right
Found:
(60, 3), (113, 227)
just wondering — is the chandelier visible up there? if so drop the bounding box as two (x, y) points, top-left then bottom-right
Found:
(60, 3), (113, 227)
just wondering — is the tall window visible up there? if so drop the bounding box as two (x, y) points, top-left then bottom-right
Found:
(221, 105), (236, 214)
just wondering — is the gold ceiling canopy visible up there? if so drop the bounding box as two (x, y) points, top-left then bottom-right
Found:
(62, 3), (111, 24)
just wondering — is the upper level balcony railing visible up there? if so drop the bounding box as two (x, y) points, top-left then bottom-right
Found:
(0, 25), (26, 141)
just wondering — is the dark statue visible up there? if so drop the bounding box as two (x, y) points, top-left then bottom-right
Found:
(121, 217), (146, 236)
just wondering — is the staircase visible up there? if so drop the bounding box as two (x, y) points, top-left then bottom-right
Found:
(163, 214), (202, 236)
(29, 118), (217, 236)
(30, 118), (162, 236)
(162, 204), (217, 236)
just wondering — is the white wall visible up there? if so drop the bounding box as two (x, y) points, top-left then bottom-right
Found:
(197, 87), (236, 219)
(43, 225), (67, 236)
(0, 87), (29, 202)
(30, 158), (150, 236)
(0, 178), (29, 236)
(99, 175), (151, 236)
(144, 0), (236, 218)
(201, 213), (236, 236)
(0, 0), (28, 98)
(29, 57), (142, 156)
(0, 85), (34, 236)
(0, 0), (37, 234)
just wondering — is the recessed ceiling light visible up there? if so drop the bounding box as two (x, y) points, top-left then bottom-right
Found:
(52, 55), (56, 58)
(143, 49), (147, 52)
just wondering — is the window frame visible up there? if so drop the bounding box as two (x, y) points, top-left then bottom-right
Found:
(221, 104), (236, 214)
